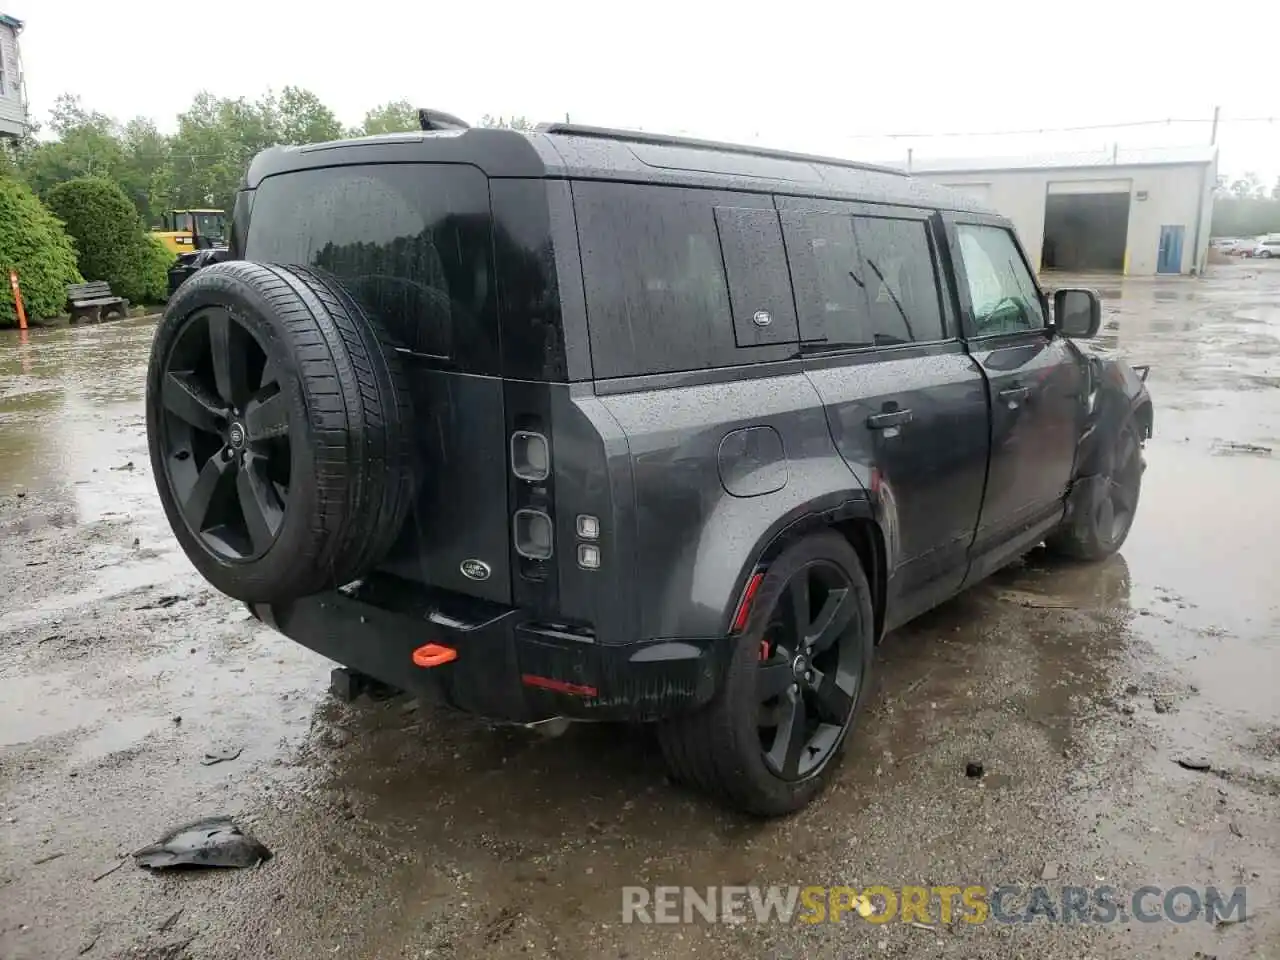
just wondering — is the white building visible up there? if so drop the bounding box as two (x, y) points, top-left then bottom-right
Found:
(901, 147), (1217, 277)
(0, 13), (25, 139)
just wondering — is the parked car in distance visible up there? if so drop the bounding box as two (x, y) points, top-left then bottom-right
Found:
(1251, 236), (1280, 258)
(144, 117), (1154, 816)
(1211, 236), (1242, 253)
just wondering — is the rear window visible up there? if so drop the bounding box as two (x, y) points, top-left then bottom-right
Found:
(244, 163), (498, 373)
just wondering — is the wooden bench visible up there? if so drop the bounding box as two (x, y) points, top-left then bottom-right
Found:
(67, 281), (129, 324)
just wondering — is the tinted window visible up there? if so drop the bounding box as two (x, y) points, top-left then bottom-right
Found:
(245, 163), (498, 372)
(574, 182), (732, 379)
(194, 213), (226, 243)
(714, 206), (798, 348)
(852, 217), (946, 344)
(784, 211), (946, 346)
(782, 210), (869, 345)
(956, 224), (1045, 336)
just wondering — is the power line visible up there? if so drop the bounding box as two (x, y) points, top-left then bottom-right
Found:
(838, 115), (1280, 141)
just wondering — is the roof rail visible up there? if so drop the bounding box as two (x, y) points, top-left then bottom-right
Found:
(535, 122), (907, 177)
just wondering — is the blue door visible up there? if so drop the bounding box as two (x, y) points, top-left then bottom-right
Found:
(1157, 225), (1185, 274)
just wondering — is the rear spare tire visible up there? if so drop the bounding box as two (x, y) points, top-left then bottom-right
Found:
(146, 261), (415, 602)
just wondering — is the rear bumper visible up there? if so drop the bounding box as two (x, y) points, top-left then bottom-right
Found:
(251, 588), (732, 723)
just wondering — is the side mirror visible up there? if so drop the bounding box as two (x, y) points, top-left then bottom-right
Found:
(1054, 288), (1102, 338)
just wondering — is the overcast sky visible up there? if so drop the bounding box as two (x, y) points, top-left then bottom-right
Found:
(10, 0), (1280, 181)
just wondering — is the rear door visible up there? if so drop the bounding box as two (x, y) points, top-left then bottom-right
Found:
(781, 198), (989, 626)
(244, 162), (513, 603)
(942, 215), (1086, 580)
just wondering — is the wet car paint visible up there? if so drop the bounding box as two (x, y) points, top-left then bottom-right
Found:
(1, 263), (1278, 959)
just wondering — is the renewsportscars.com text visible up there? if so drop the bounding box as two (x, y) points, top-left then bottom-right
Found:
(621, 884), (1247, 926)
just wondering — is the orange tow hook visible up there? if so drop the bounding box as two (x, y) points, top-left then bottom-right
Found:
(412, 643), (458, 668)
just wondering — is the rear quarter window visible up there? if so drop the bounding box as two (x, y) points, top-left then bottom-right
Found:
(244, 163), (499, 373)
(573, 182), (797, 379)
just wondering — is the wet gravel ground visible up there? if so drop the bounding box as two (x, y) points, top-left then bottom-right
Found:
(1, 263), (1278, 960)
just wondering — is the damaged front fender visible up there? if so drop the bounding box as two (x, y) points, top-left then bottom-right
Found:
(1074, 353), (1153, 480)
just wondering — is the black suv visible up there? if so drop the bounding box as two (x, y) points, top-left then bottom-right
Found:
(146, 118), (1152, 816)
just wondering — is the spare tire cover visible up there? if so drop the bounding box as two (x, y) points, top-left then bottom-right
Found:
(146, 261), (416, 603)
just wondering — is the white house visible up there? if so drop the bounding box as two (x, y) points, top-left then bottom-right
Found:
(0, 13), (26, 139)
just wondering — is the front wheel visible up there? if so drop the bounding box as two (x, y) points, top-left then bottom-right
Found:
(1047, 419), (1144, 561)
(658, 532), (875, 816)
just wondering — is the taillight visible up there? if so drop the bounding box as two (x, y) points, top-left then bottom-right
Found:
(514, 508), (554, 560)
(510, 430), (550, 481)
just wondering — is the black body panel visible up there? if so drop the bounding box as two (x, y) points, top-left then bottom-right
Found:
(379, 368), (511, 604)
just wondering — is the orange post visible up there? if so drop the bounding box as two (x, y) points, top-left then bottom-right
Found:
(8, 269), (27, 331)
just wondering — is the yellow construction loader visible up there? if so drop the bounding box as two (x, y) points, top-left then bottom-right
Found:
(152, 210), (227, 255)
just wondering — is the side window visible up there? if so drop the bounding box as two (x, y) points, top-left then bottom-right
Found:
(851, 217), (947, 344)
(713, 206), (798, 347)
(955, 224), (1046, 336)
(574, 183), (795, 378)
(575, 182), (731, 378)
(781, 211), (871, 346)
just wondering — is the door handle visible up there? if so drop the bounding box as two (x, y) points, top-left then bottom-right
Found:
(998, 386), (1030, 403)
(867, 408), (913, 429)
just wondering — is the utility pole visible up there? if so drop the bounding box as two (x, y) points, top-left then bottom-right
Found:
(1209, 105), (1220, 145)
(906, 147), (913, 173)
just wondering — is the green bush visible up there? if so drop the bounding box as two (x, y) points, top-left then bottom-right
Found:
(0, 176), (82, 326)
(135, 233), (174, 303)
(45, 176), (170, 305)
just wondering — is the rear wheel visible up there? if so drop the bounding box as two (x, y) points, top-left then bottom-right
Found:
(658, 532), (875, 816)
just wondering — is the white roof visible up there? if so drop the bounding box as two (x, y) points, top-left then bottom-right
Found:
(889, 145), (1218, 176)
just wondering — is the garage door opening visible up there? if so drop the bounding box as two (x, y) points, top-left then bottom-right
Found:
(1041, 185), (1131, 272)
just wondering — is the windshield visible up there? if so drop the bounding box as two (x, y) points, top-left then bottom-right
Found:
(194, 213), (226, 242)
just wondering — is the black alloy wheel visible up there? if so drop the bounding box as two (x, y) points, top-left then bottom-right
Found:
(657, 531), (875, 816)
(756, 560), (863, 781)
(1099, 423), (1142, 545)
(158, 306), (292, 561)
(1046, 416), (1145, 560)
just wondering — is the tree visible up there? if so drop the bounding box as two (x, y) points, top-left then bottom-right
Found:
(120, 118), (172, 224)
(1230, 172), (1264, 199)
(0, 177), (81, 326)
(166, 87), (342, 214)
(13, 88), (547, 238)
(479, 114), (534, 131)
(167, 92), (278, 213)
(45, 177), (168, 304)
(359, 99), (420, 136)
(276, 86), (344, 145)
(1272, 177), (1280, 202)
(19, 94), (128, 200)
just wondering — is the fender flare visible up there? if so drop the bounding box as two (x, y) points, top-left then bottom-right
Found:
(723, 491), (889, 642)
